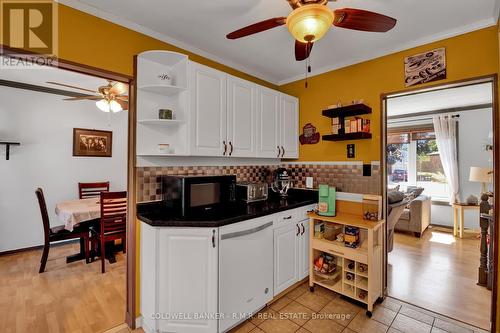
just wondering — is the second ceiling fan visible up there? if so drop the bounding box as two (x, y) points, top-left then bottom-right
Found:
(227, 0), (397, 61)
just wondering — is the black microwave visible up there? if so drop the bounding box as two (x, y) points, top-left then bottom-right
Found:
(162, 175), (236, 217)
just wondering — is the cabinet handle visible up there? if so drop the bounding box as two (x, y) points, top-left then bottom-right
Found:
(212, 230), (216, 248)
(301, 223), (305, 235)
(283, 215), (292, 220)
(277, 146), (280, 158)
(281, 146), (285, 157)
(223, 141), (227, 156)
(296, 224), (300, 236)
(229, 141), (233, 156)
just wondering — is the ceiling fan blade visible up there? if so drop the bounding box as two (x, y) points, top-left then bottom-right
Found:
(109, 82), (128, 95)
(333, 8), (396, 32)
(46, 81), (97, 93)
(295, 41), (314, 61)
(63, 96), (102, 101)
(227, 17), (287, 39)
(116, 99), (129, 110)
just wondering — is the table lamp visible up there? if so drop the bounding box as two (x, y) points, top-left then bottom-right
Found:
(469, 166), (492, 195)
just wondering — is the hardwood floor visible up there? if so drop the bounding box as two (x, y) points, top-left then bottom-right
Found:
(388, 226), (491, 330)
(0, 241), (126, 333)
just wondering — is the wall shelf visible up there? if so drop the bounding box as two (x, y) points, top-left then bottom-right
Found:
(322, 104), (372, 118)
(138, 84), (187, 96)
(322, 132), (372, 141)
(138, 119), (184, 126)
(0, 142), (20, 160)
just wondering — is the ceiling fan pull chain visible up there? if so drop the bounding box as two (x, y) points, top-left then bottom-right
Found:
(305, 59), (308, 88)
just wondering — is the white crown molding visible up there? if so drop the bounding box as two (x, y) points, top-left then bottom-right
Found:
(55, 0), (280, 85)
(284, 161), (380, 165)
(278, 17), (498, 85)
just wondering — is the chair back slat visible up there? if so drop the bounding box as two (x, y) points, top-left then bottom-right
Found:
(35, 188), (50, 242)
(79, 182), (110, 199)
(100, 191), (127, 234)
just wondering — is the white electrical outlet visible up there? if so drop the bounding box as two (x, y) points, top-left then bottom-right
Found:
(306, 177), (314, 188)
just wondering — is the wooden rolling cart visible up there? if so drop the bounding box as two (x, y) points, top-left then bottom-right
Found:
(308, 212), (385, 317)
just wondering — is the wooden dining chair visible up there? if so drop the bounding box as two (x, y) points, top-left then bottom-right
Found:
(90, 191), (127, 273)
(35, 188), (90, 273)
(78, 181), (110, 199)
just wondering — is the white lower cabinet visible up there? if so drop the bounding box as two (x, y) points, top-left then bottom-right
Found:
(141, 223), (218, 333)
(297, 219), (310, 280)
(274, 222), (299, 295)
(273, 218), (311, 295)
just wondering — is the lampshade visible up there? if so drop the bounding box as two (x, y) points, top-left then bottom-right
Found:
(287, 4), (334, 43)
(469, 167), (492, 183)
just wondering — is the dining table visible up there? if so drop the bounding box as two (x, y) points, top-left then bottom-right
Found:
(55, 198), (120, 263)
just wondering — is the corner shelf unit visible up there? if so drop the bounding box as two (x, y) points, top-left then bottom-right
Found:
(136, 51), (189, 164)
(322, 103), (372, 142)
(308, 212), (384, 316)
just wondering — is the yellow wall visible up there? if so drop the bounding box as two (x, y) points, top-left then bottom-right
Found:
(280, 26), (500, 163)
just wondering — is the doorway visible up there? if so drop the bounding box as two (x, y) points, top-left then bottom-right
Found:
(0, 52), (135, 332)
(381, 76), (498, 331)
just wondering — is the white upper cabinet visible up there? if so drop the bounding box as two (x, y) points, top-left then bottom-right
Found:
(280, 94), (299, 159)
(189, 62), (227, 156)
(256, 86), (281, 158)
(226, 75), (256, 157)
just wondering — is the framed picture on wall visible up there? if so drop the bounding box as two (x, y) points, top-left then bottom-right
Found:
(73, 128), (112, 157)
(404, 47), (446, 87)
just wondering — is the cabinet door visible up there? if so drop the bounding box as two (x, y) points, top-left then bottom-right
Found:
(298, 219), (310, 280)
(158, 228), (218, 333)
(274, 223), (299, 295)
(256, 87), (281, 158)
(280, 94), (299, 159)
(190, 62), (227, 156)
(227, 75), (256, 157)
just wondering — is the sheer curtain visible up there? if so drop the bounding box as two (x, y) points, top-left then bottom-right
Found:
(432, 115), (460, 204)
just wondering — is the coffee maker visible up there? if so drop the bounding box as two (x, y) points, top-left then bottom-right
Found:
(271, 168), (292, 197)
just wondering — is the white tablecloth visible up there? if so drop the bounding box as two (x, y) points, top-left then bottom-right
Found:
(55, 198), (100, 231)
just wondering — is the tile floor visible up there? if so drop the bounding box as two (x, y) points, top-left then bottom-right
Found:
(227, 282), (490, 333)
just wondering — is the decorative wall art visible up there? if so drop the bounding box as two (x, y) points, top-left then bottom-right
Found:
(404, 48), (446, 87)
(299, 123), (320, 145)
(73, 128), (112, 157)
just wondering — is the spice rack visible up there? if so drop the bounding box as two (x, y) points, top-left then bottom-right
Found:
(308, 211), (384, 317)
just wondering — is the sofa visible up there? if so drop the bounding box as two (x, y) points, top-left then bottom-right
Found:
(394, 194), (431, 238)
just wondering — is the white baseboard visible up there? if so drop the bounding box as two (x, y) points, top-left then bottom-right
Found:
(136, 316), (156, 333)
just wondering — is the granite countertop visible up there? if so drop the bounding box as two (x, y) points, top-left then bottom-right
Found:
(137, 188), (317, 227)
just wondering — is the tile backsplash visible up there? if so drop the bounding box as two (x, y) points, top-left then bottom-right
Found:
(136, 162), (381, 203)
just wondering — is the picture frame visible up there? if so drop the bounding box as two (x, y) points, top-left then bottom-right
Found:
(404, 47), (446, 87)
(72, 128), (112, 157)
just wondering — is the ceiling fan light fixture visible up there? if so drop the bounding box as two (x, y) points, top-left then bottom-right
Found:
(286, 4), (333, 43)
(96, 99), (111, 113)
(109, 99), (123, 113)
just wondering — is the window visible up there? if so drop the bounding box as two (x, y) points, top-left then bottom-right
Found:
(387, 129), (449, 199)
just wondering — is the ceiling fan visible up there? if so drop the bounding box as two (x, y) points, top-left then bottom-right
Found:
(46, 80), (129, 113)
(226, 0), (397, 61)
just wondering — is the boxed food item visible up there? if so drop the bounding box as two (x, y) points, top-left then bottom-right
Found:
(350, 119), (358, 133)
(344, 226), (359, 248)
(362, 119), (371, 133)
(344, 119), (351, 133)
(314, 222), (325, 238)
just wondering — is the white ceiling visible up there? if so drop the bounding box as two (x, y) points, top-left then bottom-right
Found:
(387, 82), (493, 117)
(59, 0), (499, 85)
